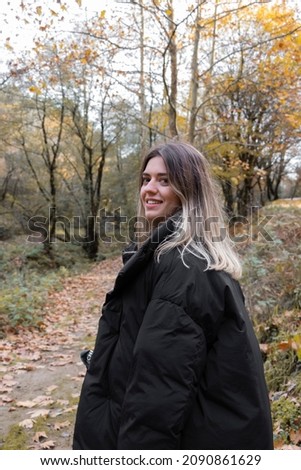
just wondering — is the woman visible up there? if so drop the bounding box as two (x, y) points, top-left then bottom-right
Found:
(73, 141), (274, 450)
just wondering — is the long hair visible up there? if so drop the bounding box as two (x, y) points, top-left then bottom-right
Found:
(137, 141), (242, 279)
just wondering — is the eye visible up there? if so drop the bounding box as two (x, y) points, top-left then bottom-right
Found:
(141, 176), (150, 185)
(160, 178), (169, 185)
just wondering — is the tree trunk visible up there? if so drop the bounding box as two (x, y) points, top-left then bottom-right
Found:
(221, 179), (235, 217)
(188, 2), (201, 143)
(138, 0), (148, 155)
(162, 1), (178, 138)
(83, 214), (98, 260)
(237, 177), (253, 217)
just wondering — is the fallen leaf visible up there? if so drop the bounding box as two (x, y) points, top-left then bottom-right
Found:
(62, 405), (77, 414)
(30, 409), (50, 418)
(54, 420), (70, 430)
(33, 395), (54, 406)
(277, 341), (290, 351)
(19, 352), (41, 361)
(273, 436), (286, 449)
(40, 440), (55, 449)
(18, 419), (35, 429)
(290, 429), (301, 445)
(2, 396), (14, 403)
(33, 431), (48, 442)
(2, 374), (14, 380)
(16, 400), (36, 408)
(2, 379), (18, 387)
(14, 363), (36, 372)
(49, 359), (73, 367)
(259, 343), (269, 353)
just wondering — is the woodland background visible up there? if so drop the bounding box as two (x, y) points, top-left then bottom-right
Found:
(0, 0), (301, 449)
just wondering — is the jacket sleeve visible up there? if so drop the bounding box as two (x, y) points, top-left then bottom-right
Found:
(117, 297), (207, 450)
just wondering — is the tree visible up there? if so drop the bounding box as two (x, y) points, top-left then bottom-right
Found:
(19, 87), (65, 253)
(202, 1), (301, 215)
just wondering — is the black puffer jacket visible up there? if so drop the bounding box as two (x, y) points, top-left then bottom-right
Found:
(73, 217), (274, 450)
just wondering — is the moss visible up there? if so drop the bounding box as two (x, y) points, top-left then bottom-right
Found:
(0, 424), (28, 450)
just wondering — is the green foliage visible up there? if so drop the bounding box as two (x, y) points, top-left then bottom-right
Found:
(0, 267), (71, 330)
(271, 395), (301, 446)
(0, 237), (93, 334)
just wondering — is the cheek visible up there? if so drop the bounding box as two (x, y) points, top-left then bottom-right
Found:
(166, 189), (181, 207)
(173, 197), (181, 208)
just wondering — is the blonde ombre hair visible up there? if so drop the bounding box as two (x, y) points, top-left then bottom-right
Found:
(137, 141), (242, 280)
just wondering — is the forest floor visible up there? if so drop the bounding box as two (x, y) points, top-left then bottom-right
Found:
(0, 257), (122, 450)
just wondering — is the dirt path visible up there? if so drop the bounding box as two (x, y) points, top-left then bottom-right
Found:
(0, 257), (122, 450)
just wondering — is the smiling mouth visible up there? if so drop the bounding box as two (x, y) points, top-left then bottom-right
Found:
(145, 199), (163, 205)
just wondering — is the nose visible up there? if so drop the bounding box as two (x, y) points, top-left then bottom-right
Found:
(144, 178), (158, 193)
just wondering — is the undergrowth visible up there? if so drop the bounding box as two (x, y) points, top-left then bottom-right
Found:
(0, 239), (100, 335)
(238, 200), (301, 448)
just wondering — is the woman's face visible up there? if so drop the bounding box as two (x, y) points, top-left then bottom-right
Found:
(140, 156), (181, 225)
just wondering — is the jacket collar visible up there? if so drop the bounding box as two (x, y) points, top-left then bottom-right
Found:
(114, 213), (180, 293)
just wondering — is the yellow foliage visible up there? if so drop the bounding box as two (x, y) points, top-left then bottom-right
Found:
(100, 10), (106, 19)
(295, 31), (301, 47)
(36, 6), (42, 16)
(28, 86), (42, 95)
(285, 112), (301, 129)
(5, 39), (13, 51)
(230, 176), (239, 186)
(58, 168), (73, 180)
(149, 109), (168, 134)
(292, 334), (301, 360)
(255, 3), (301, 61)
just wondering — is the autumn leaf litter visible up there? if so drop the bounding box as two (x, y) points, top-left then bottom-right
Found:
(0, 256), (122, 450)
